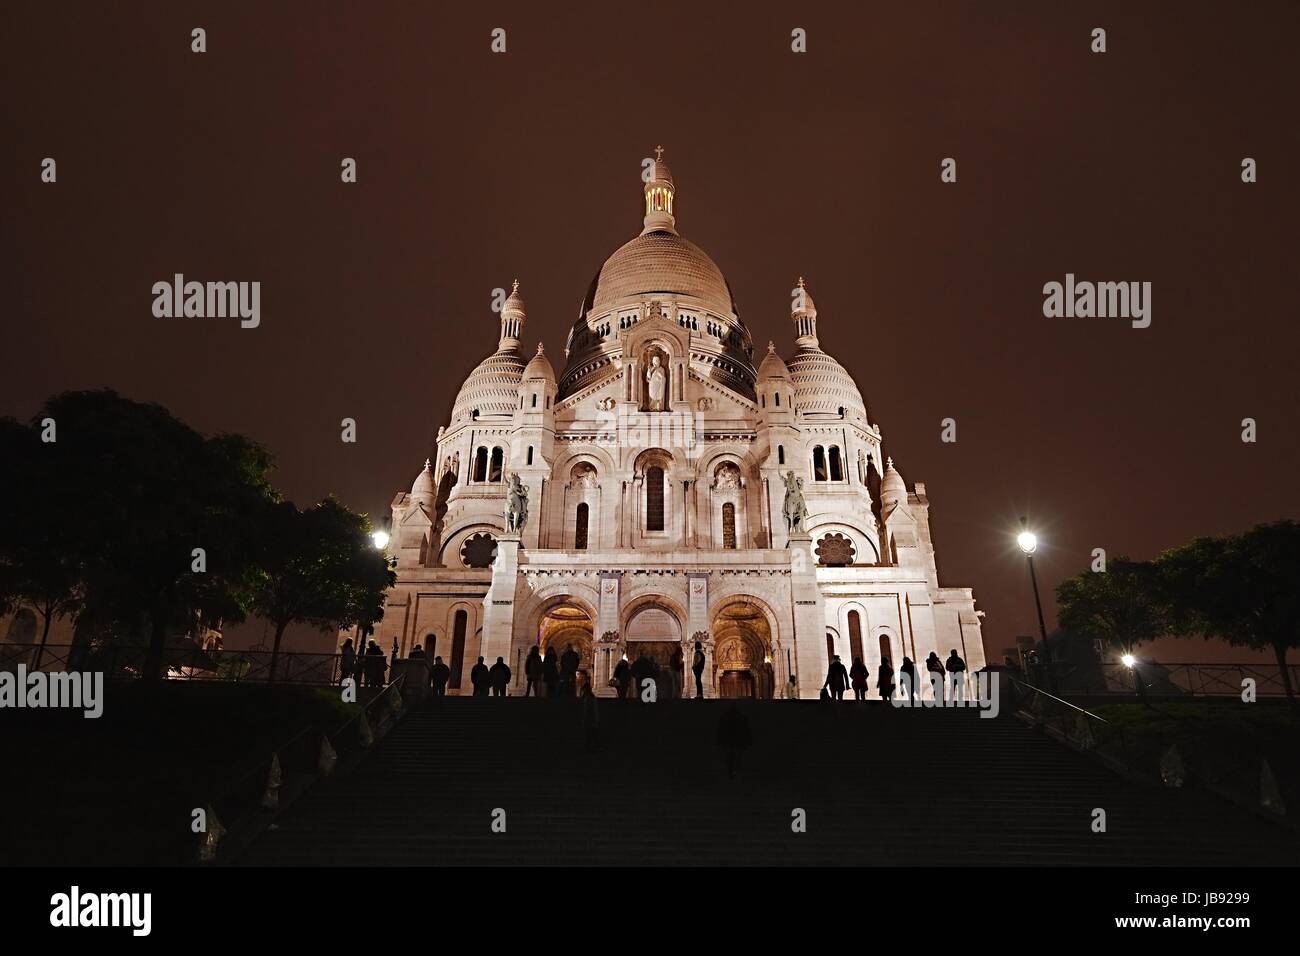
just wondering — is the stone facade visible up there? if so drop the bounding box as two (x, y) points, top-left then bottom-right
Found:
(368, 150), (986, 698)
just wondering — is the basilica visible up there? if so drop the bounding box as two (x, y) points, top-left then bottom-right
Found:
(375, 150), (986, 698)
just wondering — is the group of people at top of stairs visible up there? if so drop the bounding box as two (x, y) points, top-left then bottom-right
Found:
(338, 637), (392, 687)
(822, 649), (967, 703)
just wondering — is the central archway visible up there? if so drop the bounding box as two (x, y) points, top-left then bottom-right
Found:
(710, 600), (775, 698)
(538, 603), (594, 689)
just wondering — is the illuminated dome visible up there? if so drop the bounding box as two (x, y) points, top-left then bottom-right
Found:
(451, 347), (525, 423)
(583, 231), (737, 318)
(787, 346), (867, 421)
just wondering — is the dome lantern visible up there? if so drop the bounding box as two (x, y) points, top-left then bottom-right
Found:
(791, 276), (819, 347)
(499, 278), (526, 349)
(642, 145), (677, 235)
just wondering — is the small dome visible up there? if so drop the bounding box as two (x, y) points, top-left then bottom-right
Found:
(410, 459), (435, 500)
(504, 278), (525, 315)
(787, 345), (867, 421)
(881, 456), (908, 505)
(523, 342), (555, 383)
(648, 156), (673, 187)
(757, 341), (790, 381)
(451, 346), (526, 423)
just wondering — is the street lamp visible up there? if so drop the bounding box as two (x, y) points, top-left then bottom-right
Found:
(371, 530), (390, 550)
(1019, 517), (1056, 693)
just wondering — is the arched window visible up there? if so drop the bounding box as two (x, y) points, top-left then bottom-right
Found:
(425, 633), (437, 659)
(890, 535), (899, 565)
(450, 611), (467, 689)
(722, 502), (737, 549)
(829, 446), (844, 481)
(646, 466), (665, 532)
(575, 503), (589, 550)
(777, 445), (785, 465)
(848, 612), (864, 665)
(825, 632), (836, 662)
(473, 447), (488, 482)
(813, 446), (827, 481)
(879, 633), (892, 667)
(526, 446), (534, 465)
(489, 447), (504, 482)
(531, 393), (538, 408)
(761, 394), (766, 408)
(774, 391), (781, 407)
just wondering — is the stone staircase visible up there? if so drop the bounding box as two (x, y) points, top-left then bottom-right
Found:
(238, 697), (1298, 866)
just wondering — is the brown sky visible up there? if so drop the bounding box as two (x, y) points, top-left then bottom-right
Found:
(2, 1), (1296, 659)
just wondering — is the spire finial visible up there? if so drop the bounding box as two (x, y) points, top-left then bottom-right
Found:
(511, 278), (519, 294)
(886, 456), (894, 468)
(767, 341), (776, 354)
(424, 457), (431, 470)
(535, 341), (545, 355)
(654, 145), (664, 162)
(797, 276), (806, 289)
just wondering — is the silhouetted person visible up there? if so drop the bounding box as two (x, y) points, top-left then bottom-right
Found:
(926, 651), (945, 702)
(470, 656), (490, 697)
(409, 644), (425, 659)
(849, 656), (869, 701)
(560, 644), (580, 697)
(542, 648), (559, 698)
(365, 641), (387, 687)
(824, 654), (849, 701)
(692, 641), (707, 698)
(613, 657), (631, 699)
(630, 653), (655, 699)
(899, 656), (916, 702)
(339, 638), (356, 686)
(716, 703), (752, 778)
(784, 673), (799, 699)
(431, 655), (450, 696)
(489, 656), (511, 696)
(581, 681), (600, 752)
(877, 657), (895, 702)
(946, 649), (967, 699)
(524, 646), (543, 697)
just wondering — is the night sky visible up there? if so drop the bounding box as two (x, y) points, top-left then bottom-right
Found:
(3, 2), (1296, 659)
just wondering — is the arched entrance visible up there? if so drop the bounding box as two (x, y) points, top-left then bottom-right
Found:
(538, 603), (594, 690)
(711, 600), (775, 699)
(624, 603), (684, 697)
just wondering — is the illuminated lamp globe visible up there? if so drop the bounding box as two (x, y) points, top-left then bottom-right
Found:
(372, 530), (390, 550)
(1017, 531), (1038, 555)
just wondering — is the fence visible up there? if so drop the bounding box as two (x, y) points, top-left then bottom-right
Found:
(0, 642), (352, 685)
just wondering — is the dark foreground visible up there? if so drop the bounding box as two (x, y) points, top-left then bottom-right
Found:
(239, 696), (1298, 866)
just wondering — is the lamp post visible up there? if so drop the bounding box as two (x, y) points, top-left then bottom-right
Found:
(1018, 517), (1056, 694)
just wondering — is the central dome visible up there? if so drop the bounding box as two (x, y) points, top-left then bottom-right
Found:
(581, 230), (737, 318)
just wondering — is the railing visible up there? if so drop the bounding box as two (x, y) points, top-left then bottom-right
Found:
(200, 671), (409, 862)
(0, 642), (351, 685)
(1098, 661), (1299, 698)
(1007, 675), (1136, 761)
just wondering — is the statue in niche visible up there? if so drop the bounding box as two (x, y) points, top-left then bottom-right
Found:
(643, 349), (669, 411)
(782, 470), (809, 533)
(506, 473), (529, 533)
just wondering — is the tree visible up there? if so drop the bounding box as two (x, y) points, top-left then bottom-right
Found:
(0, 417), (84, 667)
(1056, 556), (1169, 703)
(249, 497), (394, 683)
(1159, 521), (1300, 706)
(36, 390), (276, 680)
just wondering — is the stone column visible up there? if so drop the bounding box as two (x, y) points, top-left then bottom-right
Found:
(595, 571), (622, 697)
(480, 534), (519, 677)
(686, 572), (715, 698)
(788, 532), (827, 698)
